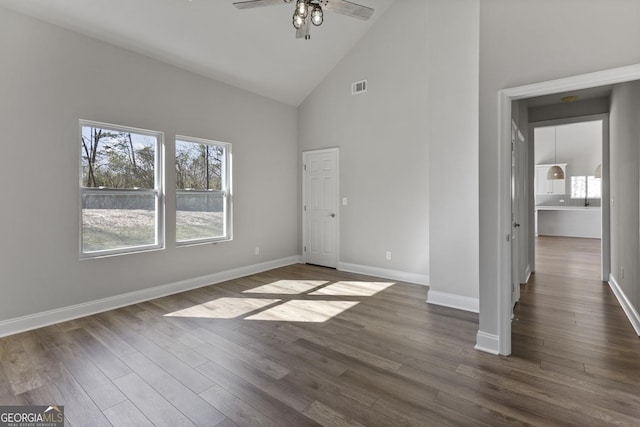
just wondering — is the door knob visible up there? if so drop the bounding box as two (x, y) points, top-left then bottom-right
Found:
(330, 213), (336, 218)
(514, 222), (520, 228)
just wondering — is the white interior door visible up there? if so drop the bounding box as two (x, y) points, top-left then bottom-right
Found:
(303, 148), (338, 268)
(511, 122), (522, 308)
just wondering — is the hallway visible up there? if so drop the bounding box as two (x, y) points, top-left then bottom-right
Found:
(511, 236), (640, 421)
(533, 236), (601, 281)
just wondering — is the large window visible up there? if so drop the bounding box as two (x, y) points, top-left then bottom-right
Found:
(570, 175), (601, 199)
(80, 120), (163, 257)
(175, 136), (232, 245)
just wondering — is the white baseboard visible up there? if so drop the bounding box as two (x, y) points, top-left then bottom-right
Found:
(427, 290), (479, 313)
(337, 262), (429, 286)
(0, 256), (302, 338)
(474, 331), (500, 355)
(608, 274), (640, 336)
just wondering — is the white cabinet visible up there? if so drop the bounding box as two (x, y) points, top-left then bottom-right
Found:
(535, 164), (567, 195)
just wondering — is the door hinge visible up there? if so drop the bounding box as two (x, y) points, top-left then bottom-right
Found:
(304, 246), (307, 252)
(304, 164), (307, 171)
(304, 205), (306, 211)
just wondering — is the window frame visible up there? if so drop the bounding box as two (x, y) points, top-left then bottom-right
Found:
(570, 175), (602, 199)
(175, 135), (232, 247)
(79, 119), (165, 259)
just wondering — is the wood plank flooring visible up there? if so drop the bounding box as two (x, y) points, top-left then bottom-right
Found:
(1, 247), (639, 426)
(512, 236), (640, 425)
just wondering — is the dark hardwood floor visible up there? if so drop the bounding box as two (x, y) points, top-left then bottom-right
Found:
(1, 244), (640, 426)
(511, 236), (640, 426)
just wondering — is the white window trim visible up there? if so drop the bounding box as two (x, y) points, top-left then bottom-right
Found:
(175, 135), (232, 247)
(79, 119), (164, 259)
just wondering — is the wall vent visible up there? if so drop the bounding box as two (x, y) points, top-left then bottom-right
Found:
(351, 80), (367, 95)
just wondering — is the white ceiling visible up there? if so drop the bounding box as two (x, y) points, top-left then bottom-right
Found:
(0, 0), (395, 106)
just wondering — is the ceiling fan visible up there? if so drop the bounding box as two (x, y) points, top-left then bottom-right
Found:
(233, 0), (374, 40)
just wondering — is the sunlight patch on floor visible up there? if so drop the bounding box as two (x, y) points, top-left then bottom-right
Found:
(245, 300), (359, 322)
(165, 297), (280, 319)
(242, 280), (328, 294)
(309, 281), (395, 296)
(163, 280), (392, 322)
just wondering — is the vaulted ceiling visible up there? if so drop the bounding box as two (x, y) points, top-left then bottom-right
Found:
(0, 0), (395, 106)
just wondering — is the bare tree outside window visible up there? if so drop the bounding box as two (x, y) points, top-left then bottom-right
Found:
(175, 141), (224, 191)
(81, 127), (156, 189)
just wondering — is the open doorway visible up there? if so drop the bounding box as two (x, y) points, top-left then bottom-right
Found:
(493, 65), (640, 356)
(531, 119), (606, 282)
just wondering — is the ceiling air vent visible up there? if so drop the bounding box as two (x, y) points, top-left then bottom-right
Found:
(351, 80), (367, 95)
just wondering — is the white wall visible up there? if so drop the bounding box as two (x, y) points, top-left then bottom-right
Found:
(427, 0), (480, 308)
(0, 8), (298, 323)
(609, 81), (640, 311)
(479, 0), (640, 343)
(298, 0), (429, 282)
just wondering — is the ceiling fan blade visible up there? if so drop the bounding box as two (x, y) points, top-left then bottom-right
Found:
(322, 0), (374, 20)
(233, 0), (290, 10)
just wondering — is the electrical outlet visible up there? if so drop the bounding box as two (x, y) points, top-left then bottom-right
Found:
(342, 197), (348, 206)
(255, 247), (260, 256)
(386, 251), (392, 261)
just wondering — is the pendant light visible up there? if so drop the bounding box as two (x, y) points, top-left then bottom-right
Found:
(547, 128), (564, 180)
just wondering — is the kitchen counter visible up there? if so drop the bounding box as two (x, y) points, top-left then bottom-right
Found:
(535, 206), (601, 238)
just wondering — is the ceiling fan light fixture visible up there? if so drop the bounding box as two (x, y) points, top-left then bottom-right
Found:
(296, 0), (309, 18)
(233, 0), (375, 40)
(311, 5), (323, 26)
(292, 12), (305, 29)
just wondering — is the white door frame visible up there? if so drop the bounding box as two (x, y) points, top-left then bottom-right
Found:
(496, 63), (640, 356)
(302, 147), (340, 267)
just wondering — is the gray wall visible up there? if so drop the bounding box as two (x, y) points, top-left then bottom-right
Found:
(427, 0), (480, 303)
(609, 81), (640, 310)
(479, 0), (640, 339)
(298, 0), (430, 279)
(0, 8), (298, 321)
